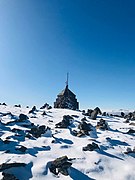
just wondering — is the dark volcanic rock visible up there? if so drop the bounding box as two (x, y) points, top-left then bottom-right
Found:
(40, 103), (49, 109)
(90, 107), (102, 120)
(14, 104), (21, 108)
(42, 111), (47, 116)
(82, 142), (100, 151)
(72, 130), (78, 136)
(121, 112), (125, 117)
(129, 122), (135, 126)
(82, 109), (93, 116)
(87, 109), (93, 116)
(124, 147), (135, 154)
(77, 118), (93, 136)
(73, 117), (94, 137)
(29, 106), (37, 114)
(124, 119), (130, 123)
(83, 107), (102, 120)
(2, 172), (18, 180)
(28, 125), (51, 138)
(48, 106), (52, 110)
(2, 103), (7, 106)
(49, 156), (72, 176)
(126, 111), (135, 120)
(40, 103), (52, 110)
(96, 119), (109, 130)
(19, 114), (29, 121)
(102, 112), (106, 116)
(32, 106), (36, 111)
(55, 115), (74, 128)
(127, 129), (135, 134)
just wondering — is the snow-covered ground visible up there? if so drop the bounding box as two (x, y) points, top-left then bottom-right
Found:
(0, 105), (135, 180)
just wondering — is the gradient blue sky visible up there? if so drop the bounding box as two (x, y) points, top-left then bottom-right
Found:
(0, 0), (135, 110)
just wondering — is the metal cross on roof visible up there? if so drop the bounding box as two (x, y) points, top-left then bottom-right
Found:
(65, 72), (69, 87)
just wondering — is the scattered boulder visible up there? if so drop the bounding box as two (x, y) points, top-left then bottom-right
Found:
(29, 110), (33, 114)
(29, 106), (37, 114)
(18, 114), (29, 121)
(96, 119), (109, 130)
(132, 111), (135, 120)
(83, 107), (102, 120)
(28, 125), (51, 138)
(83, 109), (93, 116)
(71, 117), (96, 137)
(129, 122), (135, 126)
(71, 130), (78, 136)
(55, 115), (74, 128)
(30, 116), (37, 118)
(49, 156), (72, 176)
(48, 105), (52, 110)
(40, 103), (49, 109)
(87, 109), (93, 116)
(90, 107), (102, 120)
(125, 112), (135, 121)
(40, 103), (52, 110)
(82, 110), (85, 114)
(121, 112), (125, 117)
(2, 172), (18, 180)
(124, 119), (130, 123)
(102, 112), (106, 116)
(124, 147), (135, 155)
(2, 103), (7, 106)
(42, 111), (47, 116)
(77, 118), (93, 136)
(128, 112), (132, 119)
(32, 106), (36, 111)
(82, 142), (100, 151)
(127, 129), (135, 134)
(48, 120), (53, 123)
(14, 104), (21, 108)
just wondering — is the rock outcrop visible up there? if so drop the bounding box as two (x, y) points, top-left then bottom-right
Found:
(96, 119), (109, 130)
(82, 142), (100, 151)
(49, 156), (72, 176)
(55, 115), (74, 128)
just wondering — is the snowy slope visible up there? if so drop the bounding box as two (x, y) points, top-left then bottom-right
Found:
(0, 105), (135, 180)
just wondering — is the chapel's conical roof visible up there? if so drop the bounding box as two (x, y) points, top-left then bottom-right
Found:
(58, 85), (75, 97)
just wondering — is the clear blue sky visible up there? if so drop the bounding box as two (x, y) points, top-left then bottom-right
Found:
(0, 0), (135, 110)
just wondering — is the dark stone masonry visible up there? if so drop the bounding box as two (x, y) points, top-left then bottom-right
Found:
(54, 84), (79, 110)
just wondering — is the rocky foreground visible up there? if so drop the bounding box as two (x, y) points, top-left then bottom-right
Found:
(0, 104), (135, 180)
